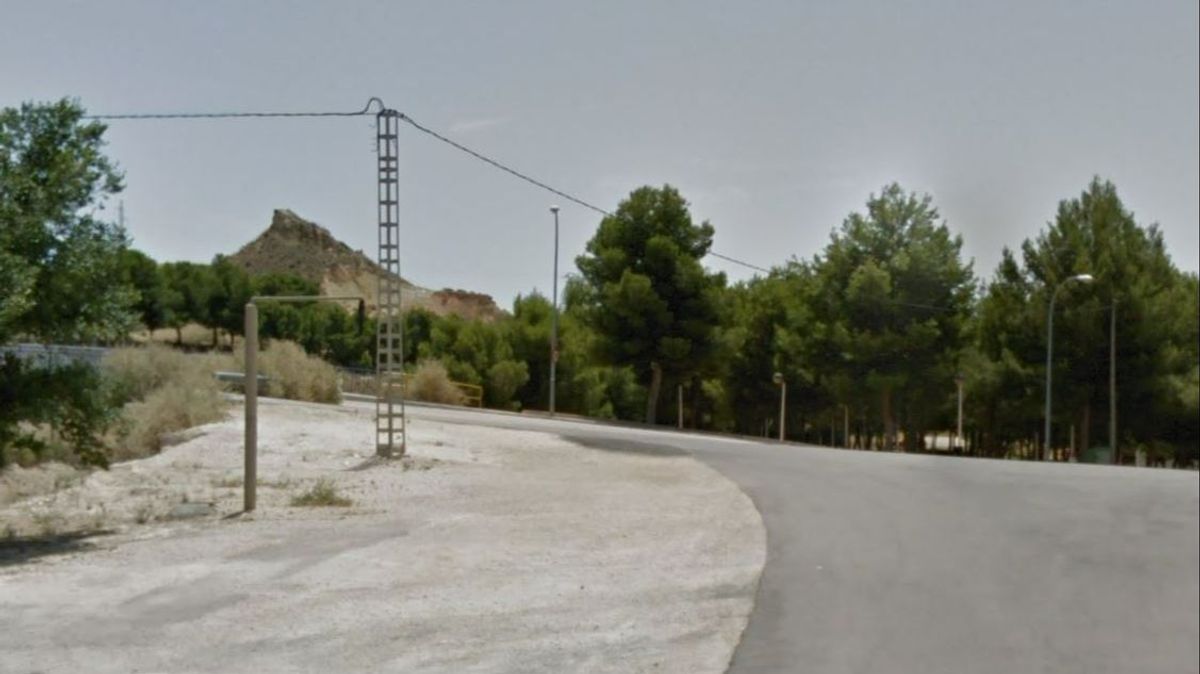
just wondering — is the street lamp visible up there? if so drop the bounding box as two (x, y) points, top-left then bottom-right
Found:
(549, 205), (560, 417)
(1044, 273), (1094, 461)
(773, 372), (786, 442)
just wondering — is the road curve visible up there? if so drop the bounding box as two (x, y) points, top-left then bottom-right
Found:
(403, 403), (1200, 674)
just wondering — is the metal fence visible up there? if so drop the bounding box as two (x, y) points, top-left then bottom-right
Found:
(0, 343), (110, 369)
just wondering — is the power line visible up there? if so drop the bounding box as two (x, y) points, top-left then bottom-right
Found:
(397, 113), (772, 275)
(86, 99), (773, 274)
(707, 251), (772, 274)
(84, 98), (386, 121)
(398, 114), (610, 219)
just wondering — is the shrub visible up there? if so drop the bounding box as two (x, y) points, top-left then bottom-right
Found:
(115, 378), (226, 461)
(486, 360), (529, 409)
(290, 479), (352, 507)
(102, 346), (226, 461)
(407, 360), (466, 405)
(2, 356), (122, 468)
(103, 344), (211, 401)
(236, 340), (341, 404)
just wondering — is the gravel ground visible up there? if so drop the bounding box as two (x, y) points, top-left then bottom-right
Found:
(0, 398), (765, 673)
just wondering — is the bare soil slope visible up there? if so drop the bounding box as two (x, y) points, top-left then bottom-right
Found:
(229, 209), (505, 321)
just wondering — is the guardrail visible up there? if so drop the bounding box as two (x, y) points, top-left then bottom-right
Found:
(0, 343), (110, 368)
(337, 367), (483, 408)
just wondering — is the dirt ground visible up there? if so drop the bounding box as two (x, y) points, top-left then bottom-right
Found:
(0, 398), (765, 673)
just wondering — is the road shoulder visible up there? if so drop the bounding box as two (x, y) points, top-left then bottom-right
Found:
(0, 399), (766, 673)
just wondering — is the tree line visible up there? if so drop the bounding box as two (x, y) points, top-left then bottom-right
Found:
(4, 99), (1198, 467)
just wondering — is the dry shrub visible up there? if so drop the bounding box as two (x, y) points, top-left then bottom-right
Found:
(102, 346), (227, 461)
(117, 383), (225, 460)
(407, 360), (466, 405)
(100, 340), (337, 462)
(290, 478), (352, 507)
(0, 462), (82, 506)
(241, 340), (341, 404)
(103, 344), (201, 400)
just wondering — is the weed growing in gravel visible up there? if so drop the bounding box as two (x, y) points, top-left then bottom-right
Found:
(290, 479), (352, 507)
(213, 476), (295, 489)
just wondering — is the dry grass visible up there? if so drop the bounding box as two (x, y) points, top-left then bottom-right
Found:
(407, 360), (466, 405)
(100, 341), (338, 462)
(102, 346), (228, 462)
(134, 323), (225, 348)
(0, 463), (84, 506)
(290, 479), (352, 507)
(116, 384), (226, 461)
(234, 340), (341, 404)
(103, 344), (223, 401)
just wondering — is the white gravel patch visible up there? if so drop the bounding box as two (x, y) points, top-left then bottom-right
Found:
(0, 398), (765, 673)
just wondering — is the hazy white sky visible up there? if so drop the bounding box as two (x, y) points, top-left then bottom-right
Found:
(3, 0), (1197, 306)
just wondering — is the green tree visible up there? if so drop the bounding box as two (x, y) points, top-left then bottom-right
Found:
(575, 185), (726, 424)
(1, 99), (131, 466)
(206, 255), (251, 346)
(975, 178), (1198, 461)
(507, 292), (553, 409)
(809, 184), (975, 451)
(0, 99), (133, 344)
(486, 359), (530, 409)
(160, 261), (215, 344)
(720, 262), (829, 438)
(119, 248), (167, 334)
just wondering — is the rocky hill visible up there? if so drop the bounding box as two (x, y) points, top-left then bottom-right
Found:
(229, 209), (505, 322)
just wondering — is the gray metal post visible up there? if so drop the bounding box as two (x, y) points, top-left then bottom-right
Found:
(677, 385), (683, 430)
(779, 382), (787, 442)
(549, 205), (560, 417)
(843, 404), (849, 448)
(1110, 300), (1117, 464)
(1044, 288), (1058, 462)
(244, 302), (258, 512)
(375, 108), (405, 457)
(773, 372), (786, 442)
(1044, 274), (1093, 462)
(955, 374), (964, 452)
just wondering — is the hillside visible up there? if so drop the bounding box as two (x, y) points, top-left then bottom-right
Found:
(229, 209), (505, 322)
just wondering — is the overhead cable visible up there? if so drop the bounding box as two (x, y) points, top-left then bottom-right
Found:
(88, 99), (771, 273)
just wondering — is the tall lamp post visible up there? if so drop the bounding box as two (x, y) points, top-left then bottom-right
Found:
(549, 205), (560, 417)
(1044, 273), (1094, 461)
(773, 372), (786, 442)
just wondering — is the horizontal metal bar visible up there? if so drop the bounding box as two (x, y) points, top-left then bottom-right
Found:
(250, 295), (365, 303)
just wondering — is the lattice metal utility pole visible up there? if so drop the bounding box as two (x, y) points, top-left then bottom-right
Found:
(375, 108), (406, 457)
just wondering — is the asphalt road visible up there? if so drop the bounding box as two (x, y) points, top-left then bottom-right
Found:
(404, 403), (1200, 674)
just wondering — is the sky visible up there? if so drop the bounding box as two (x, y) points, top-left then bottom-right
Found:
(3, 0), (1197, 307)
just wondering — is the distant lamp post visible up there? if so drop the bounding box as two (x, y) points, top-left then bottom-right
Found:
(954, 372), (965, 454)
(1044, 273), (1094, 461)
(549, 205), (560, 417)
(773, 372), (786, 442)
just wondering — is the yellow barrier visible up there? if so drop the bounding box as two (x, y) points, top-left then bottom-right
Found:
(453, 380), (484, 408)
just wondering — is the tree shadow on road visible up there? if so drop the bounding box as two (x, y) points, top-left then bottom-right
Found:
(0, 529), (114, 567)
(560, 434), (689, 457)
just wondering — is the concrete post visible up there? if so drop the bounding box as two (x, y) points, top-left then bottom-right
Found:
(677, 385), (683, 430)
(1110, 300), (1118, 464)
(844, 402), (854, 446)
(956, 376), (964, 452)
(244, 302), (258, 512)
(549, 206), (560, 417)
(779, 382), (787, 442)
